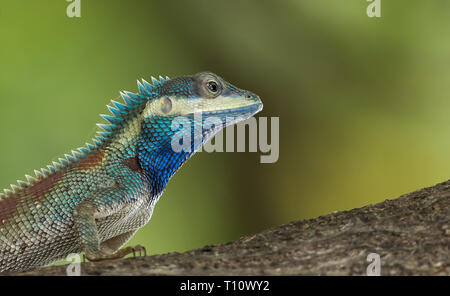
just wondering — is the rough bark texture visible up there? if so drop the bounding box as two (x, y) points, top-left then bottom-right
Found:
(3, 180), (450, 276)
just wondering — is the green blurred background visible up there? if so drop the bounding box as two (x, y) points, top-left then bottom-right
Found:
(1, 0), (450, 257)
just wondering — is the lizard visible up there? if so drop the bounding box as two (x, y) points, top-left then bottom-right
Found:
(0, 72), (263, 272)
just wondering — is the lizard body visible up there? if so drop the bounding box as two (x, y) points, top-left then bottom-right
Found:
(0, 72), (262, 272)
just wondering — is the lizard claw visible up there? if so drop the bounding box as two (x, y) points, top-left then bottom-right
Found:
(131, 245), (147, 258)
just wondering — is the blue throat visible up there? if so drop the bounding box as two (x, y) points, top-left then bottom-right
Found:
(137, 114), (208, 197)
(136, 104), (260, 198)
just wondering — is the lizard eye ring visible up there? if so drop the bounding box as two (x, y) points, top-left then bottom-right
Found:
(205, 79), (222, 98)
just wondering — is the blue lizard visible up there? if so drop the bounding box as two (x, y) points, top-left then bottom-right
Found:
(0, 72), (262, 272)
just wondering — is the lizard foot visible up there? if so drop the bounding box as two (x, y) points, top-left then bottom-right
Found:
(85, 245), (147, 262)
(130, 244), (147, 258)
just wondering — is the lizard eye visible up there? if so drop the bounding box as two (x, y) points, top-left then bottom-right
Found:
(207, 81), (218, 93)
(205, 79), (221, 97)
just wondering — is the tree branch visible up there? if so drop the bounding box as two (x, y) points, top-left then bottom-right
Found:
(4, 180), (450, 276)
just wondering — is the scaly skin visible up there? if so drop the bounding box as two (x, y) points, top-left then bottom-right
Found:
(0, 72), (262, 272)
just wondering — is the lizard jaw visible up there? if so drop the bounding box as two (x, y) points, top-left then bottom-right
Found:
(199, 101), (263, 117)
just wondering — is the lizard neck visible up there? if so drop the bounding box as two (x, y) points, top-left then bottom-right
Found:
(137, 115), (199, 197)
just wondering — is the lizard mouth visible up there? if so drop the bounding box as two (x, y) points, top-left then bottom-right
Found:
(185, 102), (263, 141)
(197, 102), (263, 138)
(197, 102), (263, 118)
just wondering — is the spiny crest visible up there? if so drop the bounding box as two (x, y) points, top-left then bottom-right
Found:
(0, 75), (170, 200)
(95, 74), (169, 145)
(0, 146), (92, 199)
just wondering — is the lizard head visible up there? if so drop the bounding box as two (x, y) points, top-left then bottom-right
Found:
(143, 71), (262, 126)
(141, 71), (263, 148)
(130, 72), (262, 196)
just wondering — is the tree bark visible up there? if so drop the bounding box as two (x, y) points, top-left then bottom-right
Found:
(3, 180), (450, 276)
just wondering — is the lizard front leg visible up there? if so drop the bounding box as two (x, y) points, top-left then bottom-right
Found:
(73, 199), (145, 262)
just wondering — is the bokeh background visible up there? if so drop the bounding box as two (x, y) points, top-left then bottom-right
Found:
(1, 0), (450, 258)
